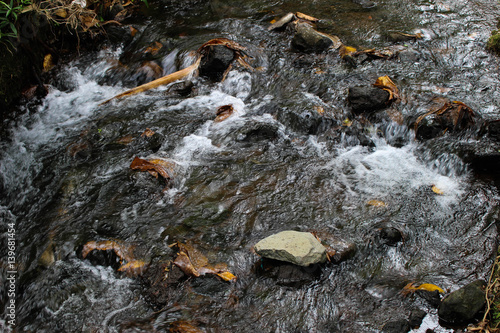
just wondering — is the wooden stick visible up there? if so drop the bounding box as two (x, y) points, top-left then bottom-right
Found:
(99, 56), (201, 105)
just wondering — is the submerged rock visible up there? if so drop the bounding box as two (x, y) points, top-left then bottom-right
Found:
(348, 86), (390, 113)
(291, 22), (334, 53)
(256, 258), (322, 287)
(438, 280), (486, 326)
(409, 308), (427, 329)
(254, 230), (327, 266)
(382, 319), (410, 333)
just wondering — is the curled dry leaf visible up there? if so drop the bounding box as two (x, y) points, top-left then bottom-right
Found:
(373, 75), (400, 102)
(367, 200), (387, 207)
(141, 128), (155, 137)
(431, 185), (444, 195)
(172, 242), (237, 282)
(401, 282), (445, 297)
(130, 156), (176, 180)
(215, 105), (234, 122)
(414, 100), (476, 135)
(82, 240), (135, 262)
(268, 12), (295, 31)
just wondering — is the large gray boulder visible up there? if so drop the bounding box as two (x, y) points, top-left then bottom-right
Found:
(291, 22), (334, 53)
(254, 231), (327, 266)
(438, 280), (486, 325)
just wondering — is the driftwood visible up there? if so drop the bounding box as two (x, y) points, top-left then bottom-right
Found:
(100, 57), (202, 105)
(100, 38), (250, 105)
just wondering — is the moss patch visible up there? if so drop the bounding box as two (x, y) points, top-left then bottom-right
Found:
(487, 30), (500, 55)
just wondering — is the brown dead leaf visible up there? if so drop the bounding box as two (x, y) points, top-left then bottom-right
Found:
(130, 26), (138, 37)
(118, 260), (148, 275)
(116, 135), (135, 145)
(373, 75), (400, 101)
(130, 156), (176, 180)
(141, 128), (155, 137)
(144, 41), (163, 56)
(169, 320), (204, 333)
(53, 8), (68, 18)
(215, 105), (234, 122)
(315, 106), (325, 115)
(172, 242), (236, 282)
(414, 100), (476, 134)
(339, 45), (357, 58)
(82, 240), (135, 263)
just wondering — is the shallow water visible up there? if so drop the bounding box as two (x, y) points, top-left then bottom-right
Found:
(1, 0), (500, 332)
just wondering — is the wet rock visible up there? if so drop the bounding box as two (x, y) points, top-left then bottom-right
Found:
(254, 230), (327, 266)
(378, 227), (403, 246)
(291, 22), (333, 53)
(438, 280), (486, 325)
(141, 262), (186, 309)
(256, 258), (322, 287)
(352, 0), (377, 8)
(382, 319), (410, 333)
(409, 308), (427, 329)
(486, 119), (500, 141)
(416, 289), (442, 308)
(105, 25), (134, 46)
(198, 45), (235, 82)
(398, 49), (421, 63)
(236, 122), (280, 143)
(348, 86), (390, 113)
(315, 232), (357, 263)
(278, 109), (337, 135)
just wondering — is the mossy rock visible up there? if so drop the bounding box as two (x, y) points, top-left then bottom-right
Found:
(487, 30), (500, 54)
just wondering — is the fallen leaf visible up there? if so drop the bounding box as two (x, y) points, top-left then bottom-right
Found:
(401, 282), (444, 296)
(342, 118), (352, 127)
(141, 128), (155, 137)
(144, 41), (163, 56)
(268, 12), (295, 31)
(315, 106), (325, 115)
(373, 75), (400, 101)
(172, 242), (236, 282)
(118, 260), (148, 275)
(82, 240), (135, 263)
(130, 26), (138, 37)
(270, 19), (277, 24)
(169, 320), (204, 333)
(339, 45), (357, 58)
(367, 200), (387, 207)
(215, 271), (237, 282)
(431, 185), (443, 195)
(414, 100), (476, 135)
(116, 135), (135, 145)
(214, 105), (234, 122)
(43, 54), (54, 72)
(130, 156), (176, 181)
(53, 8), (67, 18)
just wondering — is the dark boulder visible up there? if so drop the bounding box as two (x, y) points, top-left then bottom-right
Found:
(438, 280), (486, 326)
(409, 308), (427, 329)
(382, 319), (410, 333)
(291, 22), (334, 53)
(348, 86), (390, 113)
(198, 45), (235, 82)
(236, 122), (280, 143)
(256, 258), (322, 287)
(277, 109), (337, 135)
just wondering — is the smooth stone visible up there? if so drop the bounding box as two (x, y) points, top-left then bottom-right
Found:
(254, 230), (327, 266)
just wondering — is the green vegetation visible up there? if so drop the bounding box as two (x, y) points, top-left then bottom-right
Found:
(0, 0), (30, 46)
(488, 30), (500, 55)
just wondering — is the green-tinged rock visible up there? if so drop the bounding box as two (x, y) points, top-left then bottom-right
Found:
(488, 30), (500, 54)
(438, 280), (486, 325)
(254, 231), (327, 266)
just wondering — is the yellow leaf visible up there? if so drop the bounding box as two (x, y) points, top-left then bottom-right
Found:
(373, 75), (399, 101)
(367, 200), (387, 207)
(270, 19), (277, 24)
(340, 45), (357, 58)
(402, 282), (444, 296)
(432, 185), (443, 195)
(216, 271), (237, 282)
(43, 54), (54, 72)
(53, 8), (67, 18)
(342, 118), (352, 127)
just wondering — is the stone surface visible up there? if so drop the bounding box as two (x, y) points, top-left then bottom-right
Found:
(254, 231), (327, 266)
(347, 86), (390, 113)
(409, 309), (427, 329)
(438, 280), (486, 325)
(382, 319), (410, 333)
(256, 259), (322, 287)
(291, 22), (333, 53)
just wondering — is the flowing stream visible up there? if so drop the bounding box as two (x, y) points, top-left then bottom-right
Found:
(1, 0), (500, 331)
